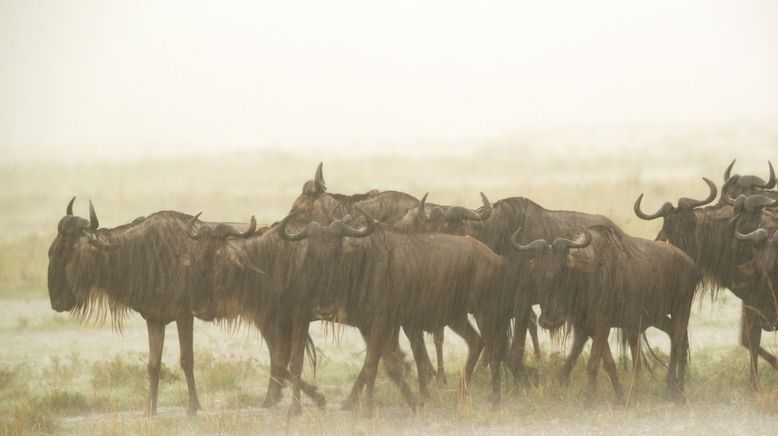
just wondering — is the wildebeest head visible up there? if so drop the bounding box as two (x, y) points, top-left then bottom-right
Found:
(47, 197), (115, 312)
(278, 207), (376, 258)
(287, 162), (341, 224)
(731, 228), (778, 330)
(395, 192), (491, 232)
(185, 213), (260, 321)
(634, 177), (718, 255)
(721, 159), (776, 201)
(278, 208), (376, 310)
(510, 226), (593, 330)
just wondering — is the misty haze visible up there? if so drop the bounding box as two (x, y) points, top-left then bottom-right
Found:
(1, 1), (778, 435)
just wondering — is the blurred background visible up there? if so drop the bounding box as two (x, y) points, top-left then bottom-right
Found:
(1, 1), (777, 433)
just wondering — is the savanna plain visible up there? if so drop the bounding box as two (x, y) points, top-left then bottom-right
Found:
(2, 125), (778, 435)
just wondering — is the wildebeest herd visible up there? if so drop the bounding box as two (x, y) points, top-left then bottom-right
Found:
(47, 160), (778, 416)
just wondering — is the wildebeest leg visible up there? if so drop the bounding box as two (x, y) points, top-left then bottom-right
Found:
(557, 327), (588, 386)
(145, 319), (166, 416)
(342, 328), (370, 410)
(668, 299), (692, 400)
(433, 327), (447, 384)
(404, 329), (437, 379)
(287, 319), (311, 416)
(447, 315), (484, 384)
(528, 310), (542, 361)
(507, 304), (537, 384)
(757, 347), (778, 369)
(741, 308), (763, 391)
(360, 331), (385, 414)
(260, 325), (286, 408)
(487, 316), (510, 408)
(383, 329), (418, 412)
(585, 327), (607, 403)
(404, 326), (432, 398)
(740, 305), (777, 371)
(176, 314), (201, 416)
(598, 336), (625, 404)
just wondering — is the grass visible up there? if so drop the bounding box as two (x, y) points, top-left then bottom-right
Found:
(2, 127), (778, 433)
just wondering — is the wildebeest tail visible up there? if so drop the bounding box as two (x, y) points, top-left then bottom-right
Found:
(305, 333), (317, 378)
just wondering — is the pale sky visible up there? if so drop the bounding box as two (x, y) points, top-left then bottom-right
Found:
(1, 0), (777, 157)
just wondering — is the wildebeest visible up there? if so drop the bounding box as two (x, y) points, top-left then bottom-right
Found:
(273, 209), (513, 411)
(731, 227), (778, 335)
(726, 194), (778, 387)
(516, 225), (701, 402)
(287, 163), (517, 389)
(397, 193), (631, 380)
(47, 199), (210, 416)
(184, 214), (328, 413)
(635, 173), (778, 375)
(395, 193), (544, 367)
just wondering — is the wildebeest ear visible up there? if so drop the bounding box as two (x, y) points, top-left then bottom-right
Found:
(566, 251), (596, 273)
(655, 228), (668, 242)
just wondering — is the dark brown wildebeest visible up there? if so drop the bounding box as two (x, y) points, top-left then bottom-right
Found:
(184, 214), (327, 412)
(731, 228), (778, 342)
(516, 225), (701, 402)
(395, 193), (544, 367)
(47, 198), (225, 416)
(635, 175), (778, 375)
(273, 209), (513, 412)
(286, 163), (525, 390)
(397, 193), (630, 381)
(725, 194), (778, 387)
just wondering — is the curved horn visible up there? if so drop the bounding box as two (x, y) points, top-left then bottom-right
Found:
(66, 197), (75, 216)
(88, 200), (99, 231)
(242, 216), (257, 238)
(278, 211), (310, 241)
(724, 159), (736, 181)
(510, 228), (548, 251)
(734, 228), (769, 245)
(758, 161), (776, 189)
(314, 162), (326, 192)
(634, 194), (672, 220)
(218, 216), (258, 238)
(477, 192), (492, 220)
(553, 227), (593, 251)
(418, 193), (431, 221)
(677, 178), (717, 209)
(187, 212), (203, 240)
(340, 207), (376, 238)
